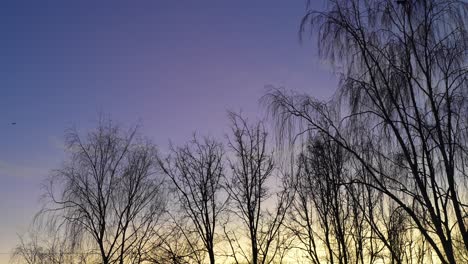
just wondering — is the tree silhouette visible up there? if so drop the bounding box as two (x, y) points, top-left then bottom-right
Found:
(159, 136), (227, 264)
(224, 112), (293, 264)
(42, 119), (166, 264)
(265, 0), (468, 263)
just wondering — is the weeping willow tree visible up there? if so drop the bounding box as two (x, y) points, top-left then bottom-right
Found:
(265, 0), (468, 263)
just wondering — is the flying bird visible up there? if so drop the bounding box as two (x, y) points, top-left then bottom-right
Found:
(11, 122), (16, 125)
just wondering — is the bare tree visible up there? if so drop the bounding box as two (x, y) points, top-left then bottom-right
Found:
(159, 136), (226, 264)
(290, 132), (351, 264)
(288, 130), (388, 264)
(265, 0), (468, 263)
(146, 216), (207, 264)
(11, 223), (94, 264)
(224, 112), (293, 264)
(12, 232), (69, 264)
(42, 119), (166, 264)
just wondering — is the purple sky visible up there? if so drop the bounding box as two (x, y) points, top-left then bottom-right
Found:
(0, 0), (337, 259)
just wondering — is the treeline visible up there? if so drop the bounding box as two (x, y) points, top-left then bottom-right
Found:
(12, 0), (468, 263)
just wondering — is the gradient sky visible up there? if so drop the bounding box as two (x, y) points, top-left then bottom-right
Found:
(0, 0), (337, 261)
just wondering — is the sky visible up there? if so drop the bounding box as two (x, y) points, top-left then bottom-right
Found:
(0, 0), (337, 261)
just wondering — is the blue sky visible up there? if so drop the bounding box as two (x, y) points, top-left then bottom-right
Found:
(0, 0), (337, 260)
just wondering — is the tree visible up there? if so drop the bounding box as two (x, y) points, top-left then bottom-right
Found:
(159, 136), (226, 264)
(11, 223), (95, 264)
(290, 132), (353, 264)
(224, 112), (293, 264)
(265, 0), (468, 263)
(42, 119), (166, 264)
(146, 216), (207, 264)
(11, 230), (75, 264)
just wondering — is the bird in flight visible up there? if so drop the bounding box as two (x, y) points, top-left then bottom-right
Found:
(11, 122), (16, 125)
